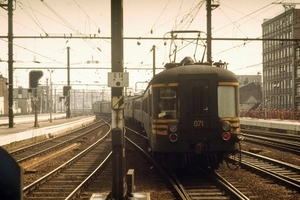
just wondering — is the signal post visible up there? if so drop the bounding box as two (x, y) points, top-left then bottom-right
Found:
(29, 70), (43, 127)
(108, 0), (128, 199)
(63, 86), (71, 118)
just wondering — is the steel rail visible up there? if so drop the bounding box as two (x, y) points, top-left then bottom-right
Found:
(65, 152), (112, 200)
(243, 133), (300, 154)
(231, 151), (300, 191)
(206, 170), (250, 200)
(14, 122), (105, 163)
(124, 133), (190, 200)
(23, 124), (111, 196)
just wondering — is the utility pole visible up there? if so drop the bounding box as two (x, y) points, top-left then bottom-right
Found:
(109, 0), (129, 199)
(206, 0), (219, 65)
(46, 78), (48, 112)
(34, 89), (38, 127)
(48, 69), (54, 122)
(152, 45), (156, 77)
(0, 0), (14, 127)
(66, 47), (71, 118)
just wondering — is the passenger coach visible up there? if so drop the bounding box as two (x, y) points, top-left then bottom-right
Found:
(125, 57), (242, 169)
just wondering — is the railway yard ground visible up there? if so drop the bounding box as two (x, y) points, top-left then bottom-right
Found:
(1, 115), (300, 199)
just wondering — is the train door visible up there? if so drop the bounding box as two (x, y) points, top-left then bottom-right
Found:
(179, 74), (218, 130)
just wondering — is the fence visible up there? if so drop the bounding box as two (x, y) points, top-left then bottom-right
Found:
(240, 109), (300, 120)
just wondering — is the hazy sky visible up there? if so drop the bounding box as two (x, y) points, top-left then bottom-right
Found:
(0, 0), (295, 91)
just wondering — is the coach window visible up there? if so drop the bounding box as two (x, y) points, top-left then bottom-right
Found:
(218, 86), (237, 118)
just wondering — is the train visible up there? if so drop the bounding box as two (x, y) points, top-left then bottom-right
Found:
(93, 56), (242, 169)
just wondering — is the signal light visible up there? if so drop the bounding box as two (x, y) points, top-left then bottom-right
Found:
(222, 132), (231, 140)
(63, 86), (71, 97)
(29, 70), (43, 88)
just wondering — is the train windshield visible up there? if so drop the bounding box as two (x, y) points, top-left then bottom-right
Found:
(218, 86), (237, 117)
(153, 87), (178, 119)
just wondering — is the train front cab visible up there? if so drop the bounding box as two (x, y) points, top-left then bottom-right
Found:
(150, 73), (242, 169)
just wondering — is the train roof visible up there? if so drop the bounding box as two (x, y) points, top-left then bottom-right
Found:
(151, 62), (238, 85)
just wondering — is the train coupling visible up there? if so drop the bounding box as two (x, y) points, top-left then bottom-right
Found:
(195, 143), (206, 154)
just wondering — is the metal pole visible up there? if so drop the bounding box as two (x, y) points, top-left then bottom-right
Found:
(152, 45), (155, 77)
(34, 88), (38, 127)
(49, 70), (53, 122)
(54, 87), (56, 113)
(8, 0), (13, 127)
(82, 89), (84, 115)
(46, 78), (48, 112)
(206, 0), (212, 65)
(67, 47), (71, 118)
(73, 90), (75, 114)
(40, 90), (42, 114)
(111, 0), (126, 199)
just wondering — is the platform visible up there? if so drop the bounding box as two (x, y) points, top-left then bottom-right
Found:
(0, 114), (95, 149)
(240, 117), (300, 134)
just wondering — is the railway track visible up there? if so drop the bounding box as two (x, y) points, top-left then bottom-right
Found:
(19, 119), (297, 199)
(241, 128), (300, 142)
(169, 168), (251, 200)
(10, 120), (106, 163)
(125, 124), (251, 200)
(233, 150), (300, 191)
(23, 122), (112, 199)
(243, 133), (300, 154)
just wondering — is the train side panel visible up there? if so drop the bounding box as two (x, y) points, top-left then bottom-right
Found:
(133, 96), (143, 123)
(124, 97), (133, 119)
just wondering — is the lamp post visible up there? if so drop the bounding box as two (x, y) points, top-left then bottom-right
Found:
(48, 69), (54, 122)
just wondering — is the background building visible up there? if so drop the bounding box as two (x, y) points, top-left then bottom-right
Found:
(238, 75), (262, 110)
(13, 86), (31, 114)
(0, 74), (8, 115)
(262, 8), (300, 110)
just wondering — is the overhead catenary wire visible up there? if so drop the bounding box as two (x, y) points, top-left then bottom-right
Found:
(18, 0), (48, 35)
(213, 0), (282, 34)
(72, 0), (106, 36)
(40, 0), (110, 62)
(150, 0), (171, 34)
(0, 1), (298, 79)
(0, 1), (108, 68)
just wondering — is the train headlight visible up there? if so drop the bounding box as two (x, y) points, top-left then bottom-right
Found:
(168, 123), (178, 132)
(221, 121), (231, 132)
(222, 132), (231, 140)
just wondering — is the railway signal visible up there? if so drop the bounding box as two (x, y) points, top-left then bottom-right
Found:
(29, 70), (43, 89)
(63, 86), (71, 97)
(29, 70), (43, 127)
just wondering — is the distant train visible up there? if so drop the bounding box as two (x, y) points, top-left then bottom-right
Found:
(92, 100), (111, 117)
(93, 57), (242, 169)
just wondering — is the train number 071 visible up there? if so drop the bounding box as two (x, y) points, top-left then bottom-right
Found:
(193, 120), (204, 127)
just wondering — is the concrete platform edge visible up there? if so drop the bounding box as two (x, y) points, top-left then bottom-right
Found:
(0, 116), (95, 147)
(240, 118), (300, 134)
